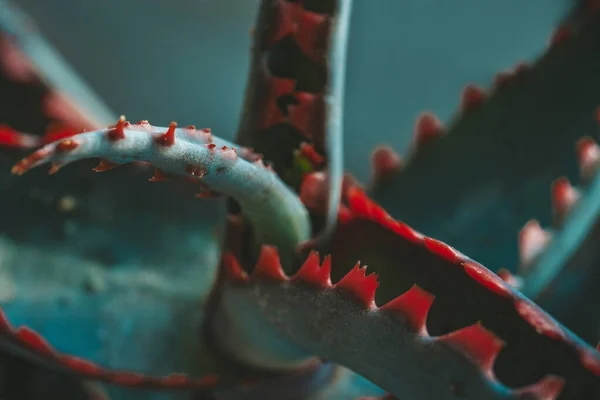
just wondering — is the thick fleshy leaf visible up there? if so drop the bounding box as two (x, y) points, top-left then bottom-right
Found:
(370, 13), (600, 278)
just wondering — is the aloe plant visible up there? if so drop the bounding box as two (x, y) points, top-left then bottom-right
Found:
(0, 1), (599, 399)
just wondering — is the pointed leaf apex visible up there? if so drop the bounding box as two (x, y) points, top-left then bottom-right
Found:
(293, 251), (331, 287)
(414, 112), (444, 148)
(515, 375), (565, 400)
(379, 284), (434, 334)
(335, 263), (379, 307)
(437, 323), (504, 375)
(222, 252), (249, 282)
(252, 246), (288, 281)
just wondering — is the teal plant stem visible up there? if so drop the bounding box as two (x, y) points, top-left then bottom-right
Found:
(323, 0), (352, 238)
(11, 118), (311, 266)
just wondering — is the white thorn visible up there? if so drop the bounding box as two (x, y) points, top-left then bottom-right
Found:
(576, 137), (600, 182)
(551, 178), (581, 227)
(518, 220), (552, 272)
